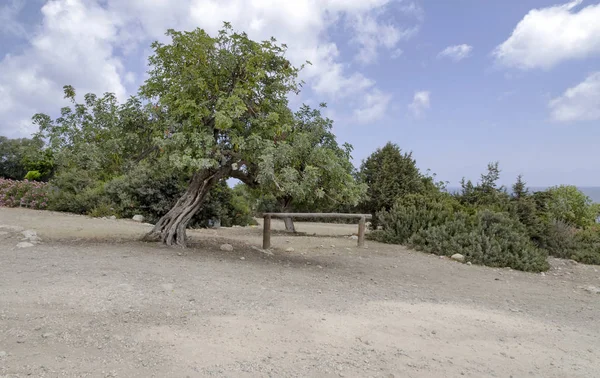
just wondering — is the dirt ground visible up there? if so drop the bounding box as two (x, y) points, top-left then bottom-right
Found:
(1, 208), (599, 378)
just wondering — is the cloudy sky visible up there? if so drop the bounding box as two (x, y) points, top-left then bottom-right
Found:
(1, 0), (599, 187)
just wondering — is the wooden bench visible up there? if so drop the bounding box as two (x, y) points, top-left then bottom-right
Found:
(261, 213), (373, 249)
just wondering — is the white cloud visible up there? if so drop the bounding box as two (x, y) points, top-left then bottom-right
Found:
(0, 0), (125, 137)
(408, 91), (430, 117)
(438, 44), (473, 62)
(549, 72), (600, 122)
(354, 89), (392, 123)
(0, 0), (416, 137)
(350, 10), (418, 65)
(493, 0), (600, 70)
(0, 0), (28, 38)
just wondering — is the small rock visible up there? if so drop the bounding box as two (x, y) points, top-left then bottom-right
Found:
(451, 254), (465, 262)
(466, 262), (472, 266)
(16, 242), (35, 249)
(109, 215), (117, 220)
(583, 286), (600, 294)
(240, 257), (245, 260)
(350, 235), (358, 240)
(132, 215), (145, 222)
(330, 245), (336, 248)
(285, 247), (295, 252)
(21, 230), (37, 239)
(540, 272), (546, 277)
(220, 244), (234, 252)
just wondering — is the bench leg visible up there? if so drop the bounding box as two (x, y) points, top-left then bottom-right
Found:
(358, 216), (366, 247)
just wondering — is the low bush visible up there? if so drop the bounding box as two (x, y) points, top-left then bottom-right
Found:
(46, 169), (106, 214)
(0, 178), (50, 209)
(409, 210), (549, 272)
(369, 193), (462, 244)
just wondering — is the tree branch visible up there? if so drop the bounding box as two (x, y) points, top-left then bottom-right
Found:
(230, 169), (259, 188)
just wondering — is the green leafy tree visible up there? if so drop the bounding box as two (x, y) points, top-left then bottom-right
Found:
(137, 24), (302, 246)
(359, 142), (436, 225)
(459, 162), (509, 207)
(249, 104), (366, 231)
(0, 136), (50, 180)
(544, 185), (599, 228)
(33, 87), (159, 181)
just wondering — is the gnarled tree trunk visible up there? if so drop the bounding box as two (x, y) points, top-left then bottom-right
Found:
(283, 216), (296, 233)
(143, 168), (228, 247)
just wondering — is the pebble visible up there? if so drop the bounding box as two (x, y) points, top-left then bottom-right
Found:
(583, 286), (600, 294)
(466, 262), (472, 266)
(451, 254), (465, 262)
(350, 235), (358, 240)
(220, 244), (234, 252)
(16, 242), (35, 249)
(21, 230), (37, 239)
(240, 257), (245, 260)
(132, 215), (145, 222)
(285, 247), (295, 252)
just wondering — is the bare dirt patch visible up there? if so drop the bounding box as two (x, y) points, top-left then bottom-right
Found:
(1, 208), (599, 377)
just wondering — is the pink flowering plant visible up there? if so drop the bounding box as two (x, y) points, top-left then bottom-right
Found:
(0, 178), (50, 210)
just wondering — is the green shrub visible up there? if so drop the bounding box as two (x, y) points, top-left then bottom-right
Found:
(46, 169), (105, 214)
(103, 164), (255, 227)
(103, 164), (184, 223)
(409, 210), (549, 272)
(369, 193), (461, 244)
(24, 170), (42, 181)
(544, 185), (598, 228)
(569, 227), (600, 265)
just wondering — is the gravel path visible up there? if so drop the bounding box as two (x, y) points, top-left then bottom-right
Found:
(1, 208), (599, 377)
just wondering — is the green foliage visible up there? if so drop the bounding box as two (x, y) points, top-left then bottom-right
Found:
(544, 185), (598, 228)
(47, 170), (107, 214)
(33, 87), (158, 182)
(139, 23), (300, 177)
(370, 193), (462, 244)
(359, 142), (438, 223)
(195, 182), (256, 227)
(570, 226), (600, 265)
(252, 104), (366, 214)
(0, 137), (52, 180)
(409, 210), (549, 272)
(24, 171), (42, 181)
(458, 162), (510, 209)
(102, 163), (185, 222)
(372, 161), (600, 271)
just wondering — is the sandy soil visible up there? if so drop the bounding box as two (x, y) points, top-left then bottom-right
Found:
(1, 207), (599, 377)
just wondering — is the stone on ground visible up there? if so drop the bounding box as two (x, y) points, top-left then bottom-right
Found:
(132, 215), (145, 222)
(451, 254), (465, 263)
(16, 242), (35, 249)
(220, 244), (234, 252)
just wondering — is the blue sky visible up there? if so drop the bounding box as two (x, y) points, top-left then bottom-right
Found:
(1, 0), (599, 187)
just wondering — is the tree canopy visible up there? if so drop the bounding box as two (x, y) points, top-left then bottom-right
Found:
(359, 142), (437, 221)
